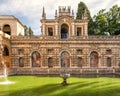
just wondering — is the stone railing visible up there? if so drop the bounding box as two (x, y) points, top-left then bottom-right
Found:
(11, 36), (58, 41)
(70, 36), (120, 41)
(8, 68), (120, 75)
(11, 35), (120, 41)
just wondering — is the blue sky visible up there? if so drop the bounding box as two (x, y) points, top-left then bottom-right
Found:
(0, 0), (120, 35)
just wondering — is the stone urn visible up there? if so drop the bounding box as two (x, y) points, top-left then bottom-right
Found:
(60, 70), (70, 85)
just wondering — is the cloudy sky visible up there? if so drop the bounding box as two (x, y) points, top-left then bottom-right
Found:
(0, 0), (119, 35)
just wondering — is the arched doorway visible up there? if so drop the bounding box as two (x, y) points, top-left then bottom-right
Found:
(3, 46), (9, 56)
(61, 24), (69, 39)
(3, 24), (11, 35)
(31, 51), (41, 67)
(3, 46), (10, 68)
(60, 51), (70, 68)
(90, 51), (99, 67)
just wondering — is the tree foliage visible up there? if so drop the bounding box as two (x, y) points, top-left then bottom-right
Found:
(25, 26), (34, 36)
(93, 5), (120, 35)
(76, 2), (120, 36)
(76, 1), (94, 35)
(76, 2), (91, 19)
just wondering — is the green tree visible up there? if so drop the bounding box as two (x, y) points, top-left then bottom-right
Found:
(25, 26), (34, 36)
(24, 26), (29, 36)
(29, 27), (34, 36)
(76, 2), (91, 19)
(76, 1), (94, 35)
(93, 9), (108, 35)
(106, 5), (120, 35)
(93, 5), (120, 35)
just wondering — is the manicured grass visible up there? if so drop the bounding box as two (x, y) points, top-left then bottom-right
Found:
(0, 76), (120, 96)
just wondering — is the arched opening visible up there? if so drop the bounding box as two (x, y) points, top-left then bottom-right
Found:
(3, 24), (11, 35)
(48, 57), (53, 68)
(60, 51), (70, 68)
(77, 57), (83, 67)
(1, 46), (10, 68)
(19, 57), (24, 67)
(3, 46), (9, 56)
(31, 51), (41, 67)
(61, 24), (69, 39)
(90, 51), (99, 67)
(107, 57), (111, 67)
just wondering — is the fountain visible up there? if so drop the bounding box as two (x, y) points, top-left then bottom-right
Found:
(60, 63), (70, 86)
(0, 61), (14, 85)
(0, 61), (8, 81)
(60, 69), (70, 85)
(0, 35), (14, 85)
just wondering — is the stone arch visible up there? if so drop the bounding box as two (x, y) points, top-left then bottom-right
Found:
(90, 51), (99, 67)
(60, 51), (70, 68)
(31, 51), (41, 67)
(3, 24), (11, 35)
(61, 23), (69, 39)
(3, 46), (9, 56)
(1, 45), (10, 68)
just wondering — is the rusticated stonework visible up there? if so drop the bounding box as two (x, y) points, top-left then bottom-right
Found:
(0, 6), (120, 75)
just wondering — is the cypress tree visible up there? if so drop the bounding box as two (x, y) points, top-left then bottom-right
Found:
(76, 2), (91, 20)
(29, 27), (34, 36)
(76, 2), (94, 35)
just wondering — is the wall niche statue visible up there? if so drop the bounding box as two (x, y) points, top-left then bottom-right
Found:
(90, 51), (99, 67)
(60, 51), (70, 67)
(31, 51), (41, 67)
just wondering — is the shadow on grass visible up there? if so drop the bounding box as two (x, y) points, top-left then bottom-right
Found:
(2, 81), (120, 96)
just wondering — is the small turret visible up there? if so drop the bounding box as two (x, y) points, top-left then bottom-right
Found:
(55, 10), (57, 19)
(42, 7), (46, 19)
(58, 6), (71, 16)
(72, 10), (74, 16)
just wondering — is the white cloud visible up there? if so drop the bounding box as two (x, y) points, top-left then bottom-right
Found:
(0, 0), (120, 35)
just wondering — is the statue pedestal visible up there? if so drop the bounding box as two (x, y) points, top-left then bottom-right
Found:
(60, 73), (70, 86)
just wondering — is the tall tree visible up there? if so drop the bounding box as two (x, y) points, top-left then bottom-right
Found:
(76, 2), (91, 19)
(106, 5), (120, 35)
(24, 26), (29, 36)
(93, 5), (120, 35)
(76, 2), (94, 35)
(25, 26), (34, 36)
(29, 27), (34, 36)
(93, 9), (108, 35)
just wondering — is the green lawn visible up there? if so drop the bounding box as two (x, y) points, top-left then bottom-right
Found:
(0, 76), (120, 96)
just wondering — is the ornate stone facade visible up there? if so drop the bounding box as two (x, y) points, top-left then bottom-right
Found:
(0, 6), (120, 75)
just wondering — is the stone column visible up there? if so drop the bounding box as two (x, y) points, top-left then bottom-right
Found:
(55, 22), (58, 36)
(42, 23), (45, 36)
(86, 56), (89, 68)
(84, 24), (88, 36)
(71, 23), (75, 36)
(70, 55), (76, 68)
(98, 56), (101, 68)
(101, 54), (105, 68)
